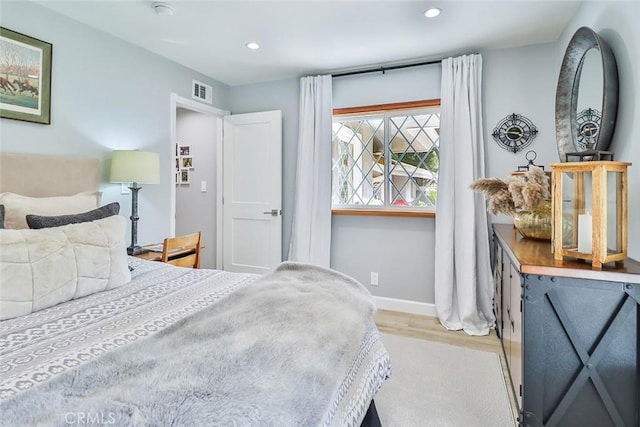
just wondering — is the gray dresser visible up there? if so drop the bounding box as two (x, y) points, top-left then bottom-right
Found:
(492, 224), (640, 427)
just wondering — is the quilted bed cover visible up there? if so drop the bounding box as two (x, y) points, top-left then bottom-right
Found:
(0, 258), (391, 426)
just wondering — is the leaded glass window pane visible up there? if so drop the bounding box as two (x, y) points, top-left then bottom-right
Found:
(388, 112), (439, 208)
(332, 106), (440, 210)
(331, 116), (384, 206)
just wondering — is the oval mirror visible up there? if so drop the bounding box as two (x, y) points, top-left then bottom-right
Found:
(555, 26), (618, 162)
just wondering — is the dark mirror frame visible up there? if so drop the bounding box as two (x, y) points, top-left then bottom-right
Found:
(555, 26), (619, 162)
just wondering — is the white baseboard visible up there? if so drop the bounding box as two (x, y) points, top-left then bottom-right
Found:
(373, 296), (437, 317)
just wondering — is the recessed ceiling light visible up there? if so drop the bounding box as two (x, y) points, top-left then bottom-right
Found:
(424, 8), (441, 18)
(152, 2), (175, 16)
(246, 42), (260, 50)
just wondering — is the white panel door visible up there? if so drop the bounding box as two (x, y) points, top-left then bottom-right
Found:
(223, 110), (282, 273)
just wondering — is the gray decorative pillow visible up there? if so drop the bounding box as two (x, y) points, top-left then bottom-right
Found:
(0, 204), (4, 229)
(26, 202), (120, 229)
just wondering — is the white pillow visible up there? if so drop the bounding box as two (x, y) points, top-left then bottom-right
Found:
(0, 191), (101, 229)
(0, 215), (130, 320)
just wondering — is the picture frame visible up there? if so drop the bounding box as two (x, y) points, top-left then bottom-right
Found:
(179, 145), (190, 156)
(0, 27), (52, 124)
(180, 170), (190, 184)
(180, 156), (194, 170)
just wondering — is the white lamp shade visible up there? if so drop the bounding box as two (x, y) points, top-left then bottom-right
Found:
(110, 150), (160, 184)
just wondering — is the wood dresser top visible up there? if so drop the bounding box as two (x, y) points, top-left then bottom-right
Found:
(493, 223), (640, 283)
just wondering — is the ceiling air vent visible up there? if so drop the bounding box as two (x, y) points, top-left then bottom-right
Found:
(192, 80), (212, 104)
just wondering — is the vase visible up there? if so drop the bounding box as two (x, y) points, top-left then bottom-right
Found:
(513, 200), (552, 240)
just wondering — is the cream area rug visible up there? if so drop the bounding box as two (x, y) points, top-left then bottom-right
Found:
(375, 333), (515, 427)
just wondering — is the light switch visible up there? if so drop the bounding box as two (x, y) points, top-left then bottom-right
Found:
(121, 183), (131, 195)
(370, 272), (379, 286)
(200, 181), (207, 192)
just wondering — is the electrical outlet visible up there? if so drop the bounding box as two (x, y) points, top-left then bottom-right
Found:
(200, 180), (207, 192)
(370, 272), (379, 286)
(121, 183), (131, 195)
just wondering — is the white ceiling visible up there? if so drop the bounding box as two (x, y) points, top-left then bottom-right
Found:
(35, 0), (583, 86)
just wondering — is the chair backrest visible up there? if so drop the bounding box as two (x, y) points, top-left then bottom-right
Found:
(161, 232), (201, 268)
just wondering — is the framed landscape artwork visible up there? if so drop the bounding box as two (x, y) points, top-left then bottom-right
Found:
(0, 27), (52, 124)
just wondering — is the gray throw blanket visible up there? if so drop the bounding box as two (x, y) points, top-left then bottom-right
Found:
(0, 262), (380, 426)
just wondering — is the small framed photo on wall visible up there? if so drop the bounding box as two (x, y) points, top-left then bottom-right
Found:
(180, 170), (190, 184)
(179, 145), (190, 156)
(180, 156), (194, 170)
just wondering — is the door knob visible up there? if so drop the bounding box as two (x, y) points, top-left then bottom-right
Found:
(263, 209), (278, 216)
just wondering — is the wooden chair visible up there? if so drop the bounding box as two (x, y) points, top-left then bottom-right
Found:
(161, 232), (201, 268)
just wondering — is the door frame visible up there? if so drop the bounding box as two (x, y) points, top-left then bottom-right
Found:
(170, 93), (229, 269)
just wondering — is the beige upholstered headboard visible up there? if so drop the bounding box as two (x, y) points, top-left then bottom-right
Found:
(0, 152), (100, 197)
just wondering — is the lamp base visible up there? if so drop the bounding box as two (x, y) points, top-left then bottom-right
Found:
(127, 245), (150, 256)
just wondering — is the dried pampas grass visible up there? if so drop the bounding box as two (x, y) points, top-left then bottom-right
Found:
(469, 177), (508, 195)
(488, 190), (516, 216)
(506, 177), (526, 209)
(470, 166), (550, 216)
(527, 166), (550, 191)
(521, 181), (546, 210)
(470, 178), (516, 215)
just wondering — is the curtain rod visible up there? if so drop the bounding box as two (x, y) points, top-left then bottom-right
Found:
(331, 59), (442, 78)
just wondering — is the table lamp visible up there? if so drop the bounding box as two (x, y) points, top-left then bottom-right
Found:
(110, 150), (160, 255)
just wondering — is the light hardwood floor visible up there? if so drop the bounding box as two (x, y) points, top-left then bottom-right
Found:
(374, 309), (519, 424)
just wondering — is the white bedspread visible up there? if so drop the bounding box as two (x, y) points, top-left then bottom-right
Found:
(0, 258), (390, 426)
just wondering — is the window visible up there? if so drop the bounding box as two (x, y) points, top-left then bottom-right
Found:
(331, 100), (440, 213)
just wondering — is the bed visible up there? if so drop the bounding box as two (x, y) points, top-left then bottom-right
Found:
(0, 153), (391, 426)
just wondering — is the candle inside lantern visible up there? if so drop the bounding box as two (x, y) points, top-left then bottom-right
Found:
(577, 212), (592, 253)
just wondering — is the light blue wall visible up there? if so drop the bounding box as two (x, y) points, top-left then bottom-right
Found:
(332, 65), (441, 108)
(0, 1), (230, 246)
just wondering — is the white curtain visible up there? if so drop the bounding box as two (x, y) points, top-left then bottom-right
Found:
(434, 54), (494, 336)
(288, 75), (333, 267)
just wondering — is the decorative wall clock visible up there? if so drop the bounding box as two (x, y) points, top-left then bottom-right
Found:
(492, 113), (538, 153)
(575, 108), (601, 150)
